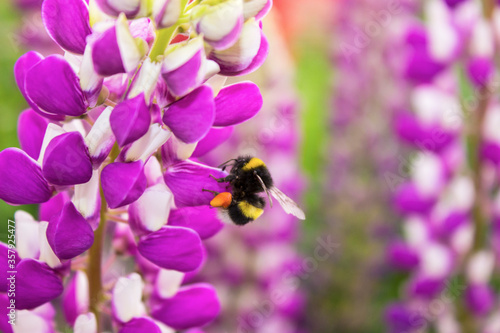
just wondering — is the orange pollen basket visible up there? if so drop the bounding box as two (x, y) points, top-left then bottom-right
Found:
(210, 192), (232, 209)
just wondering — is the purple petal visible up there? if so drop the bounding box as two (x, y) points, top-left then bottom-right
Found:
(42, 131), (93, 186)
(163, 85), (215, 143)
(62, 271), (89, 326)
(467, 56), (494, 88)
(119, 317), (161, 333)
(386, 242), (420, 271)
(444, 0), (468, 8)
(168, 206), (223, 240)
(47, 202), (94, 260)
(39, 191), (69, 222)
(42, 0), (92, 54)
(101, 161), (147, 209)
(14, 52), (64, 121)
(481, 141), (500, 165)
(162, 50), (203, 98)
(394, 183), (436, 215)
(385, 303), (425, 332)
(210, 23), (268, 77)
(17, 109), (49, 160)
(152, 283), (220, 330)
(213, 82), (262, 126)
(25, 55), (88, 116)
(192, 126), (234, 157)
(408, 277), (445, 299)
(0, 243), (20, 293)
(163, 160), (228, 207)
(404, 49), (446, 84)
(0, 148), (52, 205)
(92, 26), (126, 76)
(137, 226), (203, 272)
(234, 30), (269, 76)
(15, 258), (63, 310)
(111, 94), (151, 147)
(465, 284), (495, 316)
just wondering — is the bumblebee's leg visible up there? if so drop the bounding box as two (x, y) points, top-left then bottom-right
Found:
(202, 189), (219, 196)
(210, 174), (236, 183)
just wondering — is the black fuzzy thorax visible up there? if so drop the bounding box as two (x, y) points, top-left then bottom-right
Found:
(229, 156), (274, 196)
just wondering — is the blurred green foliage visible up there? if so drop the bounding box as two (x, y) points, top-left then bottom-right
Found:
(0, 1), (37, 242)
(297, 43), (330, 237)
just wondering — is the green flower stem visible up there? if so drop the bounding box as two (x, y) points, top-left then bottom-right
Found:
(149, 0), (190, 61)
(87, 186), (107, 331)
(149, 25), (179, 61)
(87, 144), (120, 331)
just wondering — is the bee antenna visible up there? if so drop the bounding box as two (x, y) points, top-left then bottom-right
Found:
(255, 174), (273, 208)
(218, 158), (237, 169)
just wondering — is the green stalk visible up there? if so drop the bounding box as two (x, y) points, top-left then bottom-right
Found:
(86, 185), (107, 331)
(149, 0), (190, 61)
(149, 25), (179, 61)
(87, 144), (119, 331)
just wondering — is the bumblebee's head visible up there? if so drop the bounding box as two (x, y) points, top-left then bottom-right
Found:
(209, 192), (232, 209)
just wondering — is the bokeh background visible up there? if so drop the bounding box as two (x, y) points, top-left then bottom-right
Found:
(2, 0), (490, 332)
(0, 0), (396, 332)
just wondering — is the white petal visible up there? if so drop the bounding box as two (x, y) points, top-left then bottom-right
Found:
(125, 124), (171, 162)
(419, 243), (452, 278)
(403, 216), (430, 246)
(14, 211), (40, 259)
(38, 124), (66, 164)
(73, 169), (100, 222)
(109, 0), (141, 13)
(116, 14), (144, 74)
(38, 222), (61, 269)
(85, 107), (115, 159)
(211, 19), (261, 66)
(193, 0), (243, 42)
(80, 45), (102, 98)
(467, 251), (495, 284)
(156, 269), (184, 298)
(144, 157), (164, 185)
(74, 312), (97, 333)
(412, 153), (444, 197)
(163, 36), (204, 72)
(13, 310), (51, 333)
(425, 0), (458, 61)
(64, 51), (83, 74)
(154, 320), (176, 333)
(112, 273), (146, 322)
(484, 105), (500, 142)
(132, 183), (174, 232)
(471, 18), (494, 57)
(205, 74), (227, 96)
(128, 57), (162, 103)
(153, 0), (182, 28)
(243, 0), (268, 19)
(62, 119), (89, 138)
(75, 271), (90, 313)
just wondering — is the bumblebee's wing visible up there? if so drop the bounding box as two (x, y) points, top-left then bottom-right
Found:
(255, 174), (273, 207)
(269, 187), (305, 220)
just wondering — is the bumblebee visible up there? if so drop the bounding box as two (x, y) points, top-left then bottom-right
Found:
(204, 156), (305, 225)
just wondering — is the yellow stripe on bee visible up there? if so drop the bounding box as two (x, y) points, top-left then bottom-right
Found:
(242, 157), (266, 171)
(238, 201), (264, 220)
